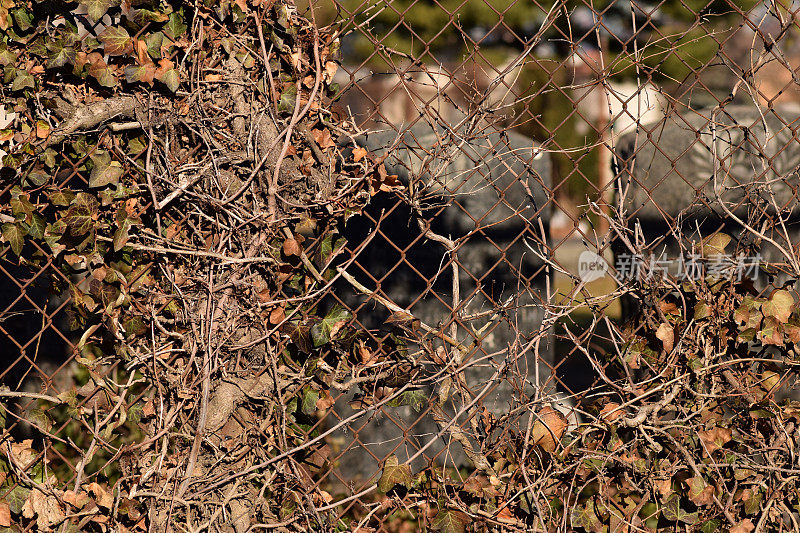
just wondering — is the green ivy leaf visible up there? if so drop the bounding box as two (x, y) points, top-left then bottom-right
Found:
(80, 0), (115, 23)
(113, 217), (132, 251)
(432, 508), (469, 533)
(310, 305), (350, 347)
(145, 31), (164, 59)
(278, 85), (297, 113)
(321, 233), (346, 261)
(127, 137), (147, 155)
(386, 390), (426, 412)
(699, 518), (721, 533)
(27, 213), (46, 240)
(23, 168), (48, 188)
(377, 455), (412, 493)
(44, 224), (66, 256)
(39, 148), (58, 168)
(156, 68), (180, 92)
(62, 205), (93, 236)
(10, 193), (34, 220)
(127, 403), (143, 424)
(11, 7), (33, 31)
(28, 408), (53, 432)
(301, 388), (319, 415)
(88, 61), (117, 87)
(662, 495), (699, 524)
(132, 8), (169, 25)
(743, 489), (762, 515)
(48, 189), (76, 207)
(164, 11), (187, 40)
(123, 315), (147, 337)
(2, 222), (25, 255)
(11, 69), (34, 92)
(4, 483), (31, 514)
(0, 47), (16, 65)
(48, 41), (77, 68)
(290, 323), (312, 353)
(89, 152), (124, 188)
(98, 26), (132, 55)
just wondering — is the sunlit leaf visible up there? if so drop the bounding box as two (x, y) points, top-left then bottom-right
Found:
(98, 26), (132, 55)
(89, 155), (124, 188)
(310, 305), (350, 347)
(88, 61), (117, 87)
(377, 455), (412, 493)
(2, 222), (25, 255)
(662, 495), (699, 524)
(164, 11), (187, 40)
(79, 0), (115, 23)
(156, 68), (180, 92)
(124, 62), (157, 84)
(11, 70), (34, 92)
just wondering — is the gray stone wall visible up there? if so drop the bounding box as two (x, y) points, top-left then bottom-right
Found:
(613, 104), (800, 281)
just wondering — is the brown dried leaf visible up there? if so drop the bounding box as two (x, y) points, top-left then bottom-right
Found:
(357, 340), (378, 365)
(22, 489), (65, 529)
(154, 58), (174, 78)
(311, 128), (335, 149)
(763, 289), (794, 323)
(87, 482), (113, 509)
(282, 237), (301, 256)
(686, 476), (714, 506)
(656, 323), (674, 353)
(730, 519), (755, 533)
(142, 399), (155, 417)
(323, 61), (338, 83)
(0, 501), (9, 527)
(653, 478), (673, 499)
(462, 475), (499, 498)
(62, 490), (90, 509)
(697, 427), (732, 454)
(316, 391), (335, 411)
(134, 38), (149, 65)
(35, 120), (50, 139)
(599, 402), (623, 422)
(531, 406), (568, 452)
(352, 146), (368, 162)
(269, 306), (286, 324)
(495, 507), (517, 525)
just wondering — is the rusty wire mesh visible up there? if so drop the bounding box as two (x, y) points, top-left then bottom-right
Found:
(3, 0), (800, 530)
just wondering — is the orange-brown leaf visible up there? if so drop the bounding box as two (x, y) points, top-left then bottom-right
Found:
(531, 406), (568, 452)
(282, 237), (301, 256)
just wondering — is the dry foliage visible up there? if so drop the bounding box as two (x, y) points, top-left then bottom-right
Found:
(1, 0), (800, 532)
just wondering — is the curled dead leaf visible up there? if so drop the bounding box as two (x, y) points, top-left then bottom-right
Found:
(269, 306), (286, 324)
(531, 406), (568, 452)
(599, 402), (623, 422)
(352, 146), (368, 162)
(697, 426), (732, 454)
(656, 322), (674, 353)
(282, 237), (301, 256)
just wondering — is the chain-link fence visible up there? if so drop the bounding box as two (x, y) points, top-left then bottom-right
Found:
(3, 0), (800, 531)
